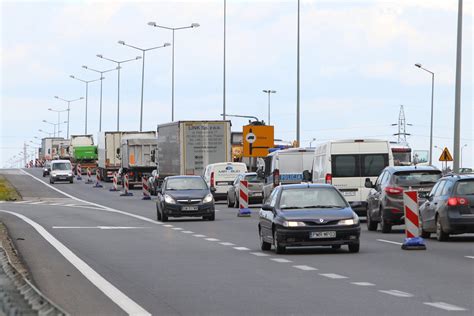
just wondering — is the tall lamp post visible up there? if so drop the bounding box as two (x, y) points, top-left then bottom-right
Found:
(117, 41), (170, 131)
(296, 0), (300, 147)
(96, 54), (141, 131)
(48, 107), (68, 137)
(54, 96), (84, 139)
(262, 90), (276, 125)
(147, 21), (200, 121)
(42, 120), (57, 137)
(415, 63), (435, 165)
(70, 75), (102, 134)
(38, 129), (55, 137)
(82, 66), (117, 132)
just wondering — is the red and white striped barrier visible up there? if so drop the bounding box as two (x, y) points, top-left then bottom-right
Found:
(402, 191), (426, 250)
(86, 167), (93, 184)
(120, 173), (133, 196)
(142, 176), (151, 200)
(109, 172), (118, 191)
(238, 180), (251, 217)
(94, 169), (103, 187)
(76, 164), (82, 180)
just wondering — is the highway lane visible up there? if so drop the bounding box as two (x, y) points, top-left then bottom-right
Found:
(0, 168), (472, 315)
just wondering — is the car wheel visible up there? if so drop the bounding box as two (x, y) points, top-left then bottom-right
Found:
(234, 194), (239, 208)
(50, 179), (54, 184)
(259, 228), (271, 251)
(156, 204), (162, 221)
(436, 216), (449, 241)
(420, 225), (431, 238)
(206, 213), (215, 221)
(273, 230), (285, 254)
(161, 211), (168, 222)
(43, 173), (46, 177)
(227, 194), (232, 207)
(367, 211), (378, 231)
(380, 210), (392, 233)
(331, 245), (341, 250)
(348, 243), (360, 253)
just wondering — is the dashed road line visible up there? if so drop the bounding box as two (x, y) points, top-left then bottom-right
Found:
(29, 201), (46, 205)
(172, 227), (183, 230)
(193, 234), (206, 238)
(219, 242), (235, 246)
(270, 258), (292, 263)
(379, 290), (413, 298)
(464, 256), (474, 259)
(293, 265), (317, 271)
(181, 231), (194, 234)
(163, 224), (174, 227)
(205, 238), (220, 241)
(377, 239), (403, 246)
(250, 252), (269, 257)
(233, 246), (250, 251)
(423, 302), (467, 311)
(319, 273), (348, 279)
(351, 282), (375, 286)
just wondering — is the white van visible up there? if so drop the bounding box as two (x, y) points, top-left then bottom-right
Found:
(308, 139), (393, 215)
(203, 162), (248, 201)
(262, 148), (315, 201)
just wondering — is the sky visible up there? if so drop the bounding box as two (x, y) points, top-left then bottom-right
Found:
(1, 0), (472, 169)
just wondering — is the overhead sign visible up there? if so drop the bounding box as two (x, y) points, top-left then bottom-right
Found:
(439, 147), (453, 162)
(243, 125), (274, 157)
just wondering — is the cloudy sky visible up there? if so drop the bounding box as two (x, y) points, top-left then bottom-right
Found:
(1, 0), (472, 168)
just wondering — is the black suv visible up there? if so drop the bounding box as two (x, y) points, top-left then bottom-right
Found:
(419, 174), (474, 241)
(365, 166), (442, 233)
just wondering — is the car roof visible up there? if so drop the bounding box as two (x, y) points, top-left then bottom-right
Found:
(442, 174), (474, 181)
(385, 165), (441, 173)
(279, 183), (335, 190)
(166, 175), (203, 180)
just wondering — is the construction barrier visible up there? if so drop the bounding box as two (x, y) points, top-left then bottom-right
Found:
(109, 172), (118, 192)
(401, 191), (426, 250)
(238, 180), (251, 217)
(76, 164), (82, 180)
(142, 176), (151, 200)
(120, 173), (133, 196)
(94, 169), (103, 188)
(85, 167), (93, 184)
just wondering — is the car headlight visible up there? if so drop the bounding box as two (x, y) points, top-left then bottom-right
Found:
(51, 172), (57, 177)
(283, 221), (306, 227)
(68, 173), (73, 177)
(203, 193), (214, 204)
(164, 194), (176, 204)
(338, 217), (359, 225)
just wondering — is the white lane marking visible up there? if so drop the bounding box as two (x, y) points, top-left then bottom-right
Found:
(52, 226), (149, 230)
(13, 200), (31, 204)
(293, 265), (317, 271)
(205, 238), (220, 241)
(379, 290), (413, 298)
(270, 258), (292, 263)
(0, 210), (150, 315)
(219, 242), (235, 246)
(250, 252), (269, 257)
(65, 204), (77, 207)
(29, 201), (46, 205)
(49, 203), (62, 206)
(181, 231), (194, 234)
(163, 224), (174, 227)
(423, 302), (467, 311)
(319, 273), (348, 279)
(377, 239), (403, 246)
(351, 282), (375, 286)
(465, 256), (474, 259)
(193, 234), (206, 238)
(233, 247), (250, 251)
(171, 227), (183, 230)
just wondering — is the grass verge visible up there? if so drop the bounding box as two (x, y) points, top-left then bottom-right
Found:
(0, 176), (21, 201)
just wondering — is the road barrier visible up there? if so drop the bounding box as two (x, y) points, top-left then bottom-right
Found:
(85, 167), (93, 184)
(93, 169), (103, 188)
(401, 191), (426, 250)
(76, 164), (82, 180)
(142, 177), (151, 200)
(109, 172), (118, 192)
(120, 173), (133, 196)
(238, 180), (251, 217)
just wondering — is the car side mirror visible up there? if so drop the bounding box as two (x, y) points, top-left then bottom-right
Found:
(302, 170), (312, 182)
(261, 204), (274, 212)
(210, 187), (216, 193)
(256, 169), (264, 179)
(364, 178), (374, 188)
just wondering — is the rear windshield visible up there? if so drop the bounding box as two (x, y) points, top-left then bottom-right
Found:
(393, 171), (442, 186)
(279, 188), (347, 210)
(244, 174), (262, 183)
(455, 180), (474, 195)
(166, 178), (207, 190)
(52, 162), (71, 170)
(331, 154), (388, 178)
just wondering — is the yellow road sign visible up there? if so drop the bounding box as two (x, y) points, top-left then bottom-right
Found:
(439, 147), (453, 162)
(243, 125), (274, 157)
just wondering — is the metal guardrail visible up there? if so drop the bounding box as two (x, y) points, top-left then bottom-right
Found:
(0, 247), (69, 316)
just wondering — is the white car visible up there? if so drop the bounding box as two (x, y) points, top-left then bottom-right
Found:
(49, 160), (74, 184)
(203, 162), (248, 201)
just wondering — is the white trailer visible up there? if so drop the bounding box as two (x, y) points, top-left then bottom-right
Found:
(41, 137), (65, 160)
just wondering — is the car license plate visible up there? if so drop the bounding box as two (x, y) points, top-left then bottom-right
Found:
(341, 191), (356, 197)
(182, 206), (198, 211)
(310, 231), (336, 239)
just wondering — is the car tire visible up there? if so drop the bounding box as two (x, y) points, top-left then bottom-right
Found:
(162, 212), (168, 222)
(227, 195), (232, 207)
(367, 211), (378, 231)
(42, 173), (46, 177)
(420, 226), (431, 239)
(259, 228), (271, 251)
(156, 204), (162, 221)
(50, 179), (54, 184)
(273, 230), (285, 254)
(234, 194), (239, 208)
(348, 243), (360, 253)
(206, 213), (215, 221)
(436, 216), (449, 241)
(331, 245), (341, 250)
(380, 210), (392, 233)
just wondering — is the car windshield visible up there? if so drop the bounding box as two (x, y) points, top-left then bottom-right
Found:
(52, 163), (71, 171)
(279, 188), (347, 210)
(244, 174), (262, 183)
(455, 180), (474, 195)
(166, 178), (207, 190)
(393, 171), (442, 186)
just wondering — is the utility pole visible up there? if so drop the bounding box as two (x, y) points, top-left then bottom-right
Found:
(453, 0), (463, 173)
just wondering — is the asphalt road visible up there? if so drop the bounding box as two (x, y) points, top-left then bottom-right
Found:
(0, 168), (472, 315)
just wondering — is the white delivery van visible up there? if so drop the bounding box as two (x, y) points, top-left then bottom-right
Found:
(262, 148), (315, 202)
(308, 139), (393, 215)
(203, 162), (248, 201)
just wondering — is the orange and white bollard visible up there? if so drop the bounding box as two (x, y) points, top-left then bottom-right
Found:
(94, 169), (103, 188)
(401, 191), (426, 250)
(85, 167), (93, 184)
(142, 176), (151, 200)
(76, 164), (82, 180)
(238, 180), (251, 217)
(120, 173), (133, 196)
(109, 172), (118, 191)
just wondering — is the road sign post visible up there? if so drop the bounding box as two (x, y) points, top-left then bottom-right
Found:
(439, 147), (453, 174)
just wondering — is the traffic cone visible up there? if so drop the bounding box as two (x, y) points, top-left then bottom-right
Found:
(120, 173), (133, 196)
(142, 176), (151, 200)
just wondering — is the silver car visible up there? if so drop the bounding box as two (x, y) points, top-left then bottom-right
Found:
(227, 173), (264, 207)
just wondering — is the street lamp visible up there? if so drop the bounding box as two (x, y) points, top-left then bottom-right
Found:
(117, 40), (170, 131)
(38, 129), (55, 137)
(148, 21), (200, 121)
(415, 63), (435, 165)
(42, 120), (57, 137)
(219, 113), (263, 124)
(82, 65), (117, 132)
(96, 54), (141, 130)
(309, 138), (317, 148)
(296, 0), (301, 147)
(262, 90), (276, 125)
(461, 144), (468, 168)
(70, 75), (102, 134)
(54, 96), (84, 139)
(48, 107), (68, 137)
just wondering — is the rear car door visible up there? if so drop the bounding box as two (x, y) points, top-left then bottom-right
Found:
(422, 181), (444, 230)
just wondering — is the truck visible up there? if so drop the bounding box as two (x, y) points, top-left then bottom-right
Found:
(390, 142), (412, 166)
(97, 131), (156, 181)
(57, 140), (71, 160)
(156, 121), (232, 179)
(69, 135), (97, 174)
(41, 137), (65, 160)
(120, 137), (158, 188)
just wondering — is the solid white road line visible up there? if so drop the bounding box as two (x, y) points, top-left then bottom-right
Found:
(378, 290), (413, 298)
(319, 273), (348, 279)
(464, 256), (474, 259)
(13, 200), (32, 204)
(250, 252), (269, 257)
(293, 265), (317, 271)
(423, 302), (467, 311)
(233, 247), (250, 251)
(52, 226), (149, 230)
(377, 239), (403, 246)
(205, 238), (220, 241)
(270, 258), (292, 263)
(219, 242), (235, 246)
(351, 282), (375, 286)
(0, 210), (150, 316)
(29, 201), (46, 205)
